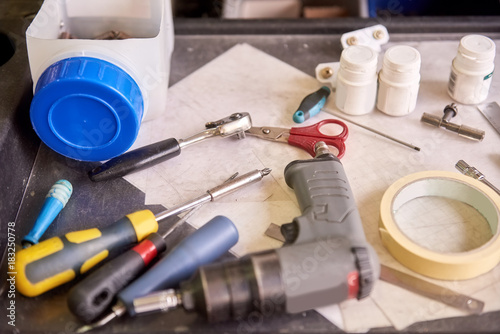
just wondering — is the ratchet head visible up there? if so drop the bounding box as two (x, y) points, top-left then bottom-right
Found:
(205, 113), (252, 139)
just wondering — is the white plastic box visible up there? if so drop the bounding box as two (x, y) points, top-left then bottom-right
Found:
(26, 0), (174, 161)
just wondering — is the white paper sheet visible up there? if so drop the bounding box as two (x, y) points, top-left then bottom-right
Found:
(124, 42), (500, 331)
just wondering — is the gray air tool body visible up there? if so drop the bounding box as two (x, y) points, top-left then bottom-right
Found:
(132, 145), (380, 323)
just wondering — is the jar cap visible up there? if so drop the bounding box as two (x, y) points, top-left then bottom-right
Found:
(30, 57), (144, 161)
(459, 35), (496, 63)
(383, 45), (421, 73)
(340, 45), (378, 72)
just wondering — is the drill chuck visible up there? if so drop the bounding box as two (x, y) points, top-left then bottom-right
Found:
(180, 250), (285, 322)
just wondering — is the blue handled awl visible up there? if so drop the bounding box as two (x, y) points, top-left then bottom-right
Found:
(292, 86), (331, 123)
(22, 179), (73, 248)
(76, 215), (239, 333)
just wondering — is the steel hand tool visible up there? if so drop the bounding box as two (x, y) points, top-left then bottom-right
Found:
(89, 113), (252, 182)
(246, 119), (348, 158)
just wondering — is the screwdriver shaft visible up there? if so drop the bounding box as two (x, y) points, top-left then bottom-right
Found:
(154, 168), (271, 222)
(324, 108), (421, 151)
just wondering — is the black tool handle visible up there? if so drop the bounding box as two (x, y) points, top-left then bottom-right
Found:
(67, 233), (166, 323)
(89, 138), (181, 182)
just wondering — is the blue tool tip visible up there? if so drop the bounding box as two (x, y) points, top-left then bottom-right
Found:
(293, 110), (306, 123)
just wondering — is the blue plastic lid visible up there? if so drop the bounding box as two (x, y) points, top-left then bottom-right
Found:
(30, 57), (144, 161)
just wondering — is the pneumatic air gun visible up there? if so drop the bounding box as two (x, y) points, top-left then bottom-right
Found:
(126, 142), (380, 322)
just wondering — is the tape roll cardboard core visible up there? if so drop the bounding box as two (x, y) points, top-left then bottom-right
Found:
(379, 171), (500, 280)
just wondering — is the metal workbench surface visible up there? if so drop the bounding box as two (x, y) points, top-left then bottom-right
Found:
(1, 2), (500, 332)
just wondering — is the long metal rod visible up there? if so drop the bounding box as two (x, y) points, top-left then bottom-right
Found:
(323, 108), (421, 152)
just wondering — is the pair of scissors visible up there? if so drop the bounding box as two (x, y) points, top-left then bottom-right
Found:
(245, 119), (348, 158)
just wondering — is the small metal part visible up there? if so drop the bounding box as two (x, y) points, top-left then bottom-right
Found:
(340, 24), (389, 52)
(324, 108), (421, 151)
(380, 265), (484, 314)
(245, 126), (288, 143)
(421, 104), (485, 141)
(314, 141), (332, 158)
(346, 36), (358, 46)
(179, 112), (252, 148)
(373, 29), (385, 40)
(455, 160), (500, 196)
(442, 103), (458, 122)
(477, 101), (500, 136)
(320, 67), (334, 79)
(132, 289), (181, 315)
(265, 223), (285, 242)
(76, 304), (126, 333)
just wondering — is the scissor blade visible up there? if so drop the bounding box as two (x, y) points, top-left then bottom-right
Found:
(245, 126), (289, 143)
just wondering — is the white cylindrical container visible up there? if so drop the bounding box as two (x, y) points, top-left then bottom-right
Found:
(448, 35), (496, 105)
(335, 45), (378, 116)
(26, 0), (174, 162)
(377, 45), (421, 116)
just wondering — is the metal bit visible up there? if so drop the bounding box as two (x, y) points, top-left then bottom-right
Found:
(455, 160), (500, 196)
(76, 304), (126, 333)
(154, 168), (271, 222)
(132, 289), (181, 315)
(421, 104), (485, 141)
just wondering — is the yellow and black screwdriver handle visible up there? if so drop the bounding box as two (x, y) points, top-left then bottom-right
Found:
(15, 210), (158, 297)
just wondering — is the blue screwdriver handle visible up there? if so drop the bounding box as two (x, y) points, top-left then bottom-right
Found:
(22, 180), (73, 247)
(118, 215), (239, 316)
(293, 86), (331, 123)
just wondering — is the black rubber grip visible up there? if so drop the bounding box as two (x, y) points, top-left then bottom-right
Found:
(89, 138), (181, 182)
(67, 233), (166, 323)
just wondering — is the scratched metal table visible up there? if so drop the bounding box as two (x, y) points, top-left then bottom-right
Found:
(1, 1), (500, 332)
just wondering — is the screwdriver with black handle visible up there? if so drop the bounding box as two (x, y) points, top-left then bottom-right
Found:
(66, 232), (167, 323)
(67, 208), (200, 323)
(15, 168), (270, 297)
(69, 214), (237, 324)
(75, 215), (239, 332)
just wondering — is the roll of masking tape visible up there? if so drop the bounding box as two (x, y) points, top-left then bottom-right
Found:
(379, 171), (500, 280)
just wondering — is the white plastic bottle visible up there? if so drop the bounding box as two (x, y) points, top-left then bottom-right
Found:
(335, 45), (378, 116)
(448, 35), (496, 105)
(26, 0), (174, 161)
(377, 45), (421, 116)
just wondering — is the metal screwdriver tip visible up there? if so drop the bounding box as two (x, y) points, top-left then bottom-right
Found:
(455, 160), (470, 175)
(260, 168), (272, 176)
(455, 160), (484, 180)
(75, 304), (125, 333)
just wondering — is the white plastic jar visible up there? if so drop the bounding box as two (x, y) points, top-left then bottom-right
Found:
(335, 45), (378, 116)
(448, 35), (496, 105)
(26, 0), (174, 161)
(377, 45), (421, 116)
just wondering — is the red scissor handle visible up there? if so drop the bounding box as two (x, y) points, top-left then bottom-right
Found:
(288, 119), (348, 158)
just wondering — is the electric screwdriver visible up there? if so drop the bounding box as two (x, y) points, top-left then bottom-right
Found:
(119, 142), (380, 323)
